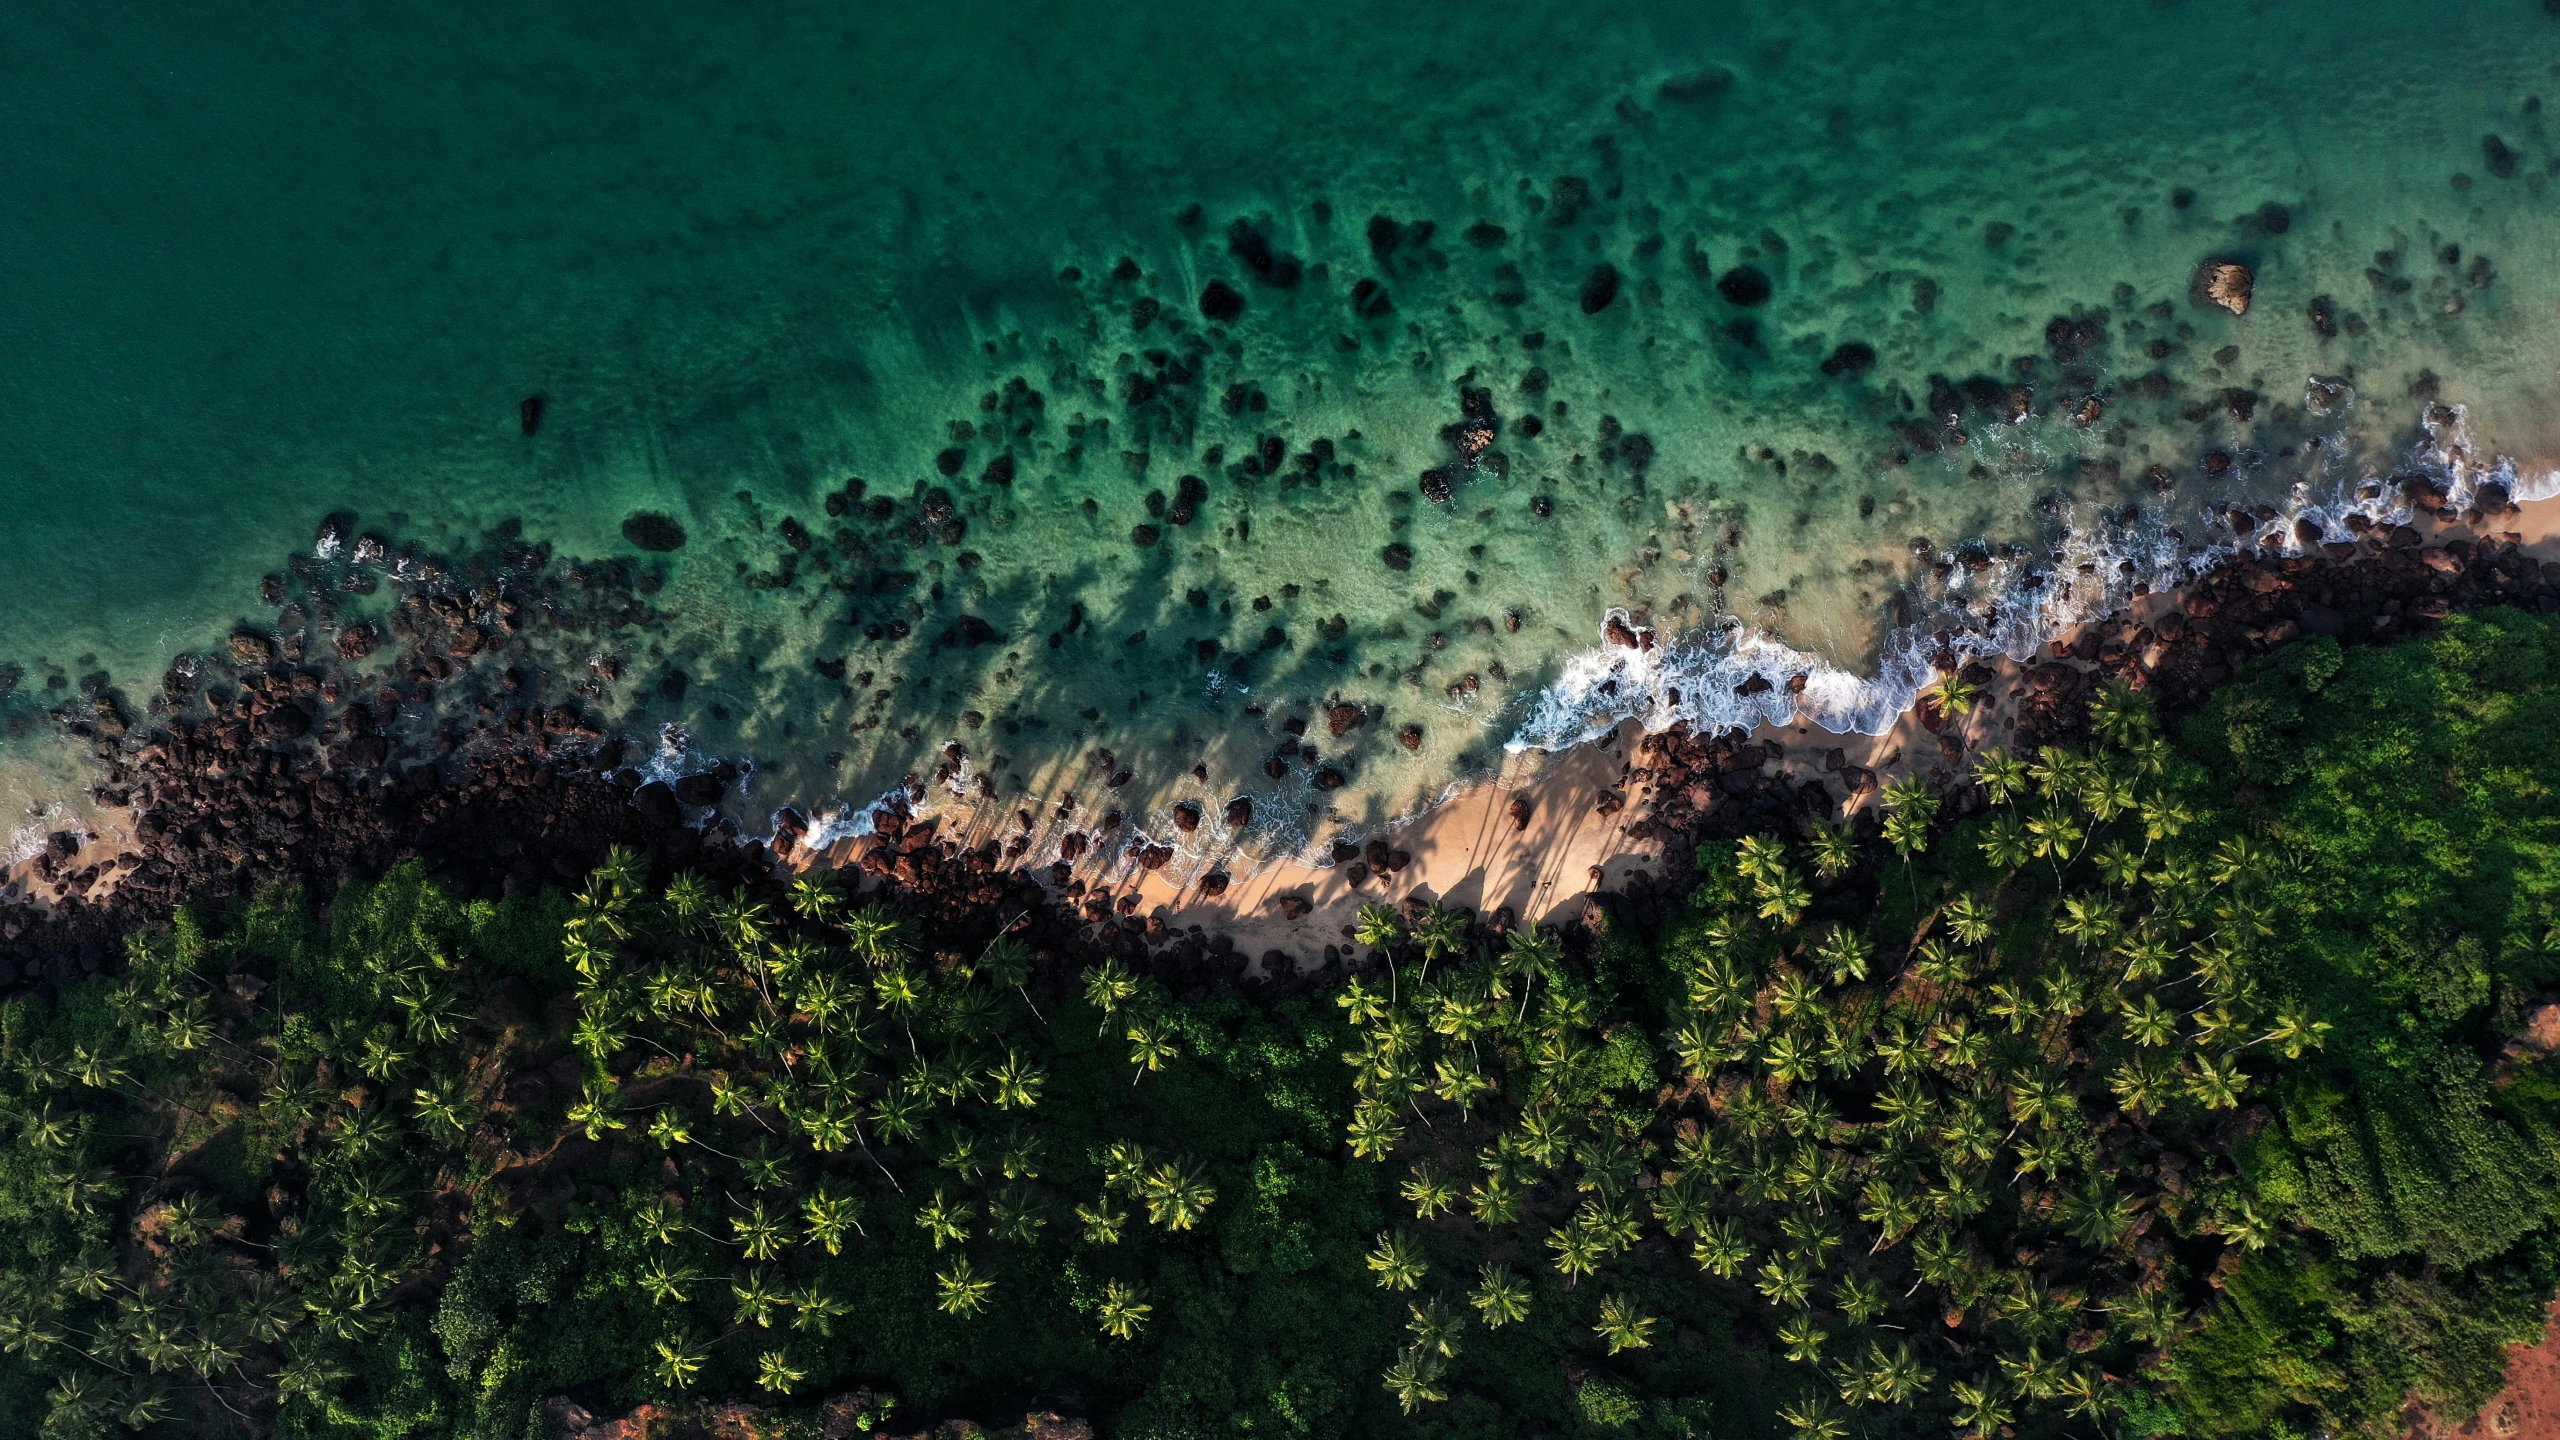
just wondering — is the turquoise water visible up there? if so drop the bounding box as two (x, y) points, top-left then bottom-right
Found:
(7, 0), (2560, 862)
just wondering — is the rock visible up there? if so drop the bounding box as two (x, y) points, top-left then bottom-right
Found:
(228, 633), (276, 666)
(2194, 261), (2253, 316)
(1381, 542), (1413, 571)
(1602, 614), (1654, 650)
(333, 624), (377, 660)
(1224, 796), (1252, 829)
(621, 512), (688, 551)
(1838, 766), (1878, 795)
(1579, 264), (1620, 314)
(1398, 724), (1423, 751)
(1314, 766), (1347, 790)
(1274, 894), (1313, 919)
(1716, 266), (1772, 306)
(1325, 703), (1368, 736)
(672, 773), (725, 806)
(1172, 802), (1201, 833)
(1199, 280), (1245, 323)
(1507, 795), (1532, 831)
(2485, 133), (2521, 179)
(1199, 870), (1230, 898)
(518, 394), (547, 437)
(539, 1395), (593, 1436)
(314, 510), (356, 557)
(1819, 342), (1876, 377)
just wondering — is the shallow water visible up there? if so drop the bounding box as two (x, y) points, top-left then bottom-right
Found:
(5, 0), (2560, 864)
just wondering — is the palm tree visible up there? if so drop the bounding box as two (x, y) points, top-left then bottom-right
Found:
(1406, 1298), (1464, 1358)
(756, 1349), (808, 1396)
(986, 1050), (1045, 1110)
(1124, 1022), (1179, 1083)
(1806, 821), (1859, 880)
(731, 1267), (788, 1327)
(1757, 868), (1813, 926)
(1979, 814), (2031, 873)
(1778, 1312), (1828, 1365)
(1756, 1256), (1813, 1308)
(1367, 1232), (1428, 1292)
(1950, 1379), (2014, 1439)
(1401, 1164), (1458, 1220)
(1139, 1160), (1215, 1231)
(1467, 1171), (1521, 1227)
(789, 1282), (848, 1337)
(1346, 1101), (1405, 1161)
(1353, 903), (1405, 954)
(1811, 925), (1868, 984)
(651, 1333), (709, 1391)
(1736, 834), (1791, 884)
(1097, 1280), (1153, 1339)
(2260, 1011), (2333, 1058)
(916, 1191), (973, 1250)
(1862, 1342), (1933, 1405)
(1470, 1264), (1530, 1328)
(2089, 679), (2153, 747)
(1932, 671), (1983, 719)
(1546, 1224), (1603, 1286)
(934, 1258), (994, 1316)
(1593, 1293), (1657, 1354)
(1075, 1195), (1130, 1245)
(843, 904), (913, 965)
(1081, 960), (1141, 1034)
(1775, 1393), (1848, 1440)
(976, 934), (1043, 1023)
(1410, 904), (1466, 977)
(2184, 1051), (2246, 1110)
(1833, 1274), (1885, 1324)
(2108, 1054), (2176, 1116)
(1381, 1348), (1447, 1414)
(732, 1198), (792, 1260)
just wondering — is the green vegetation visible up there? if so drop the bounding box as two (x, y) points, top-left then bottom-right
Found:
(6, 609), (2560, 1438)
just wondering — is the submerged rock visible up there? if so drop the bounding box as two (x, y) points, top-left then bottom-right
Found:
(621, 512), (688, 552)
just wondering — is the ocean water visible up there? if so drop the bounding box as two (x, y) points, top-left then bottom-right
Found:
(6, 0), (2560, 866)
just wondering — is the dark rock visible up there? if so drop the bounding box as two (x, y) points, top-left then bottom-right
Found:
(1820, 342), (1877, 378)
(1381, 543), (1413, 571)
(1579, 264), (1620, 314)
(1199, 281), (1245, 323)
(672, 773), (724, 807)
(621, 512), (688, 552)
(518, 394), (546, 436)
(1224, 796), (1252, 829)
(1716, 266), (1772, 306)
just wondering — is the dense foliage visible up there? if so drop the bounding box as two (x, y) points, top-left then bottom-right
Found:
(5, 610), (2560, 1439)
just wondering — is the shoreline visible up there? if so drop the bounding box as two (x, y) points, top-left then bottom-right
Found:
(788, 476), (2560, 974)
(11, 472), (2560, 984)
